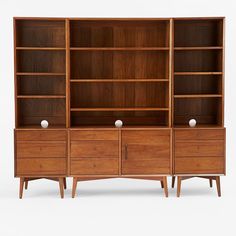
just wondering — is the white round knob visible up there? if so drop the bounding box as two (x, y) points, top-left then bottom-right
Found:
(115, 120), (123, 128)
(189, 119), (197, 127)
(41, 120), (49, 128)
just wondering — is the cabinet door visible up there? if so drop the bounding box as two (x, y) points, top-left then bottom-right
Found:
(174, 128), (225, 174)
(122, 130), (171, 175)
(70, 130), (119, 175)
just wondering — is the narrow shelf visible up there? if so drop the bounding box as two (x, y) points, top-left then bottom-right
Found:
(70, 47), (170, 51)
(16, 125), (66, 129)
(174, 72), (223, 76)
(174, 46), (223, 50)
(70, 79), (169, 83)
(173, 124), (223, 129)
(16, 72), (66, 76)
(174, 94), (222, 98)
(70, 108), (169, 112)
(17, 95), (66, 99)
(16, 47), (66, 51)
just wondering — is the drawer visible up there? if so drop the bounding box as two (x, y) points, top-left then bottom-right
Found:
(122, 158), (170, 175)
(70, 130), (118, 141)
(175, 140), (224, 157)
(16, 130), (67, 141)
(71, 158), (118, 175)
(17, 142), (66, 158)
(122, 130), (170, 145)
(71, 140), (118, 158)
(175, 129), (225, 140)
(175, 157), (225, 174)
(16, 158), (66, 176)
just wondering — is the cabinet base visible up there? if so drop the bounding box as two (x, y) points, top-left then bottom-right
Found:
(172, 176), (221, 197)
(71, 176), (169, 198)
(19, 177), (67, 199)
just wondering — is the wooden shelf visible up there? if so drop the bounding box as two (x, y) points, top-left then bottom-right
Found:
(16, 72), (66, 76)
(70, 108), (169, 112)
(174, 72), (222, 76)
(174, 46), (223, 50)
(17, 95), (66, 99)
(70, 79), (169, 83)
(174, 94), (222, 98)
(16, 47), (66, 50)
(70, 47), (169, 51)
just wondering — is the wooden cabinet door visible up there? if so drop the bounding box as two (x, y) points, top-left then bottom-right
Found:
(121, 130), (171, 175)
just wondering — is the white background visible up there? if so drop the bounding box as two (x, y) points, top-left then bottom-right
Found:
(0, 0), (235, 235)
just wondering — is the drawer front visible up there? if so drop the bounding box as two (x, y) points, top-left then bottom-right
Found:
(71, 158), (119, 175)
(70, 130), (118, 141)
(16, 130), (67, 141)
(71, 141), (118, 158)
(175, 157), (225, 174)
(16, 158), (66, 176)
(122, 158), (170, 175)
(122, 130), (170, 145)
(17, 142), (66, 158)
(175, 140), (224, 157)
(175, 129), (225, 140)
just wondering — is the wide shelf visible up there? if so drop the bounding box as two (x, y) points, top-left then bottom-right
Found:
(70, 47), (169, 51)
(174, 72), (222, 75)
(16, 47), (66, 51)
(16, 72), (66, 76)
(70, 108), (169, 111)
(70, 79), (169, 83)
(17, 95), (66, 99)
(174, 94), (222, 98)
(174, 46), (223, 50)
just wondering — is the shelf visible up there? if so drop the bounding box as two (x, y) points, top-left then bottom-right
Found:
(17, 95), (66, 99)
(16, 47), (66, 51)
(173, 124), (223, 129)
(174, 94), (222, 98)
(70, 47), (170, 51)
(70, 79), (169, 83)
(174, 72), (222, 76)
(70, 108), (169, 112)
(16, 72), (66, 76)
(174, 46), (223, 50)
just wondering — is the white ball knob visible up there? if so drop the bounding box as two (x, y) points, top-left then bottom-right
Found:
(41, 120), (49, 128)
(189, 119), (196, 127)
(115, 120), (123, 128)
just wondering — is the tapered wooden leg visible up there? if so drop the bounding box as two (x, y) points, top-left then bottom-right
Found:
(172, 176), (176, 188)
(209, 178), (213, 188)
(72, 177), (78, 198)
(161, 181), (164, 188)
(177, 176), (181, 197)
(25, 180), (28, 190)
(162, 177), (168, 197)
(59, 178), (64, 199)
(216, 176), (221, 197)
(63, 178), (67, 189)
(19, 177), (25, 199)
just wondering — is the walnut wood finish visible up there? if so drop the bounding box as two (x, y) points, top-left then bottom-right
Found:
(14, 17), (225, 198)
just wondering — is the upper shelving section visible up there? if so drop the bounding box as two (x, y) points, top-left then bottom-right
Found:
(69, 20), (170, 48)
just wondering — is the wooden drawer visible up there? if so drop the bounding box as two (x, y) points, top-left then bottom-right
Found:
(175, 157), (225, 174)
(16, 158), (66, 176)
(175, 129), (225, 140)
(71, 140), (118, 158)
(17, 142), (66, 158)
(70, 130), (118, 141)
(175, 140), (224, 157)
(16, 130), (67, 141)
(71, 158), (118, 175)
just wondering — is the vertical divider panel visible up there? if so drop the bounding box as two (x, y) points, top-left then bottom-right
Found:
(221, 18), (225, 126)
(66, 19), (71, 128)
(14, 18), (18, 127)
(169, 19), (173, 127)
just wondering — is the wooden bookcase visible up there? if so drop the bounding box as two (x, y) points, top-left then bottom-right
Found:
(14, 17), (225, 198)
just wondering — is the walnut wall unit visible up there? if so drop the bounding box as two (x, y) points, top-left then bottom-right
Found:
(14, 17), (225, 198)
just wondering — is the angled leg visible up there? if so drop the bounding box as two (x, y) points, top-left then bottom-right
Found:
(172, 176), (176, 188)
(209, 178), (213, 188)
(216, 176), (221, 197)
(63, 178), (67, 189)
(72, 177), (78, 198)
(25, 179), (28, 190)
(161, 181), (164, 188)
(177, 176), (181, 197)
(162, 177), (168, 197)
(58, 178), (64, 199)
(19, 177), (25, 199)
